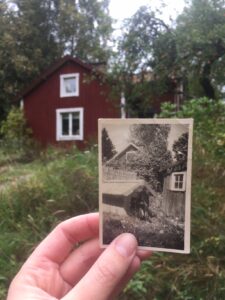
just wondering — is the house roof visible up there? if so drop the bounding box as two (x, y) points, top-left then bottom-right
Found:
(106, 143), (139, 165)
(15, 55), (99, 102)
(102, 180), (156, 197)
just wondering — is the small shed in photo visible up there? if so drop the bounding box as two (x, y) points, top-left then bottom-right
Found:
(102, 180), (156, 220)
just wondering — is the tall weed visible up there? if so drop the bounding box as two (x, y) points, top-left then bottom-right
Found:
(0, 146), (98, 298)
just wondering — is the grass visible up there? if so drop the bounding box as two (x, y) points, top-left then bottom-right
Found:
(1, 98), (225, 299)
(0, 145), (99, 299)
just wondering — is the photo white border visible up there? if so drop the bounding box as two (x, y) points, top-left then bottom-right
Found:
(98, 118), (193, 254)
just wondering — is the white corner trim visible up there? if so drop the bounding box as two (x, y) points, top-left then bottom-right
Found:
(20, 99), (24, 109)
(60, 73), (80, 98)
(56, 107), (84, 141)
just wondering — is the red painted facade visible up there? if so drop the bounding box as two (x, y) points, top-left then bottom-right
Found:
(20, 56), (119, 148)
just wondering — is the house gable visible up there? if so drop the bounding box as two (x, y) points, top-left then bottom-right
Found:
(19, 56), (119, 147)
(106, 143), (139, 167)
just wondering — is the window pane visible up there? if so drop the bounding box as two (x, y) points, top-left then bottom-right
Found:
(175, 182), (179, 189)
(179, 182), (183, 189)
(175, 174), (179, 182)
(126, 151), (136, 162)
(64, 77), (76, 94)
(62, 113), (69, 135)
(72, 112), (80, 135)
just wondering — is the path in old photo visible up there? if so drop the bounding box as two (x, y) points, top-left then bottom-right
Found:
(99, 119), (193, 253)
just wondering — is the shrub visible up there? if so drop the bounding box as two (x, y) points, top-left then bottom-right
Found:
(160, 97), (225, 162)
(120, 98), (225, 299)
(0, 107), (38, 161)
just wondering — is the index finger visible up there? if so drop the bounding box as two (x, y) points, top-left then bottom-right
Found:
(25, 213), (99, 266)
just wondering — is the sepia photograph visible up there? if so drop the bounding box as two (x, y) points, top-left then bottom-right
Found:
(99, 118), (193, 253)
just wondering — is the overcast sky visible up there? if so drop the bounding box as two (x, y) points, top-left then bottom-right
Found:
(104, 124), (188, 155)
(109, 0), (186, 25)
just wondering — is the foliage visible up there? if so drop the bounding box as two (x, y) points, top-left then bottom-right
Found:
(0, 107), (37, 161)
(129, 124), (172, 190)
(101, 127), (116, 162)
(173, 132), (189, 163)
(0, 0), (113, 121)
(109, 6), (173, 117)
(56, 0), (112, 62)
(152, 0), (225, 100)
(109, 0), (225, 114)
(0, 97), (225, 299)
(0, 146), (98, 298)
(119, 97), (225, 299)
(174, 0), (225, 99)
(160, 97), (225, 162)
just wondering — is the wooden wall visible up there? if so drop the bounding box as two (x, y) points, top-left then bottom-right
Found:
(24, 60), (119, 148)
(162, 176), (185, 221)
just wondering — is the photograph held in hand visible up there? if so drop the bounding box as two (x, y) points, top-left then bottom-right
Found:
(99, 118), (193, 254)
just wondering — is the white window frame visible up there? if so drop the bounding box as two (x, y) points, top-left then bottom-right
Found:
(170, 171), (186, 192)
(56, 108), (84, 141)
(60, 73), (79, 97)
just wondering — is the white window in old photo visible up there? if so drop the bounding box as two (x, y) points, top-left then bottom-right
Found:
(125, 151), (136, 164)
(170, 172), (186, 191)
(56, 108), (83, 141)
(60, 73), (79, 97)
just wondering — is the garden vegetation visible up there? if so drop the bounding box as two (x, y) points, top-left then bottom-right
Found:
(0, 97), (225, 299)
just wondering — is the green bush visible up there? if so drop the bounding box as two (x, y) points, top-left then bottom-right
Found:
(160, 97), (225, 162)
(0, 107), (38, 162)
(119, 98), (225, 299)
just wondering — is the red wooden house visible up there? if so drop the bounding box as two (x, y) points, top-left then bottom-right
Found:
(17, 56), (119, 148)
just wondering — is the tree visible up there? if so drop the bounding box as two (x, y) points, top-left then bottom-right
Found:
(0, 0), (113, 122)
(172, 132), (189, 163)
(141, 0), (225, 100)
(110, 0), (225, 115)
(169, 0), (225, 99)
(129, 124), (172, 191)
(101, 128), (116, 162)
(55, 0), (112, 62)
(0, 0), (60, 122)
(109, 6), (173, 117)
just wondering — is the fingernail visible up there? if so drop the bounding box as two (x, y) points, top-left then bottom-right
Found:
(115, 233), (137, 257)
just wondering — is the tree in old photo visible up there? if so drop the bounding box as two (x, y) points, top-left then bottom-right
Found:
(173, 132), (189, 164)
(101, 128), (116, 162)
(129, 124), (172, 191)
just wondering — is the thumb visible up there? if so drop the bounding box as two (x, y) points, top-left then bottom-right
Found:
(62, 233), (138, 300)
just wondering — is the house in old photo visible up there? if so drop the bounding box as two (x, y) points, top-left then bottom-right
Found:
(106, 143), (139, 170)
(102, 142), (155, 220)
(100, 120), (193, 252)
(102, 180), (156, 219)
(161, 160), (187, 221)
(16, 56), (119, 148)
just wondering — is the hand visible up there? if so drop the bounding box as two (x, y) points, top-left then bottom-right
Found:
(7, 213), (151, 300)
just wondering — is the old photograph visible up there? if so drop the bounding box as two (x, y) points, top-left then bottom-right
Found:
(99, 118), (193, 253)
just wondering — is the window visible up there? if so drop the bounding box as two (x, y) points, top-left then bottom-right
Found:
(170, 172), (186, 191)
(60, 73), (79, 97)
(56, 108), (83, 141)
(125, 151), (136, 164)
